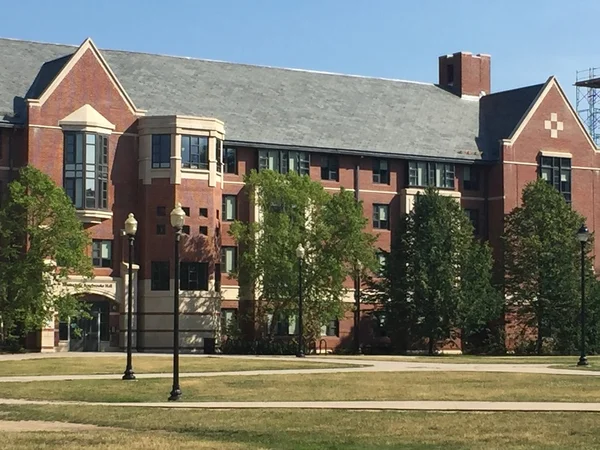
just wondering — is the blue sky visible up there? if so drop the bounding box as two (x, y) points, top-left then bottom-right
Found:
(2, 0), (598, 102)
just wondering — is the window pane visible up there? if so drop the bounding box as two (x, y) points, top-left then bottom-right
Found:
(417, 162), (426, 185)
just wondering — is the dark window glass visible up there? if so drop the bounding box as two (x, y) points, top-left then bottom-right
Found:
(465, 209), (480, 235)
(324, 319), (339, 337)
(151, 134), (171, 168)
(373, 204), (389, 229)
(92, 240), (112, 268)
(463, 166), (480, 190)
(540, 156), (571, 203)
(408, 161), (455, 189)
(199, 226), (208, 235)
(224, 148), (237, 174)
(0, 129), (3, 159)
(258, 150), (310, 176)
(180, 262), (209, 290)
(64, 132), (109, 210)
(222, 195), (237, 221)
(321, 155), (339, 181)
(181, 207), (190, 217)
(182, 225), (191, 235)
(156, 224), (166, 235)
(274, 314), (296, 336)
(58, 320), (69, 341)
(199, 208), (208, 217)
(181, 135), (208, 169)
(151, 261), (170, 291)
(215, 263), (221, 292)
(372, 159), (389, 184)
(156, 206), (166, 216)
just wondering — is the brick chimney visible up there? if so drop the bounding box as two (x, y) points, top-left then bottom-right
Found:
(439, 52), (491, 98)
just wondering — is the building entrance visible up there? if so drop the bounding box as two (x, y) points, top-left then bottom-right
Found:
(65, 299), (111, 352)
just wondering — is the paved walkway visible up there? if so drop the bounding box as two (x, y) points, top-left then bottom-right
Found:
(0, 354), (598, 382)
(2, 397), (600, 412)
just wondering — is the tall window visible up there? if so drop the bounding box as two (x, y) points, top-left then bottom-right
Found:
(540, 156), (571, 203)
(221, 309), (237, 332)
(151, 134), (171, 168)
(224, 147), (237, 174)
(373, 159), (389, 184)
(181, 135), (208, 169)
(222, 195), (237, 221)
(321, 155), (339, 181)
(408, 161), (455, 189)
(221, 246), (237, 274)
(373, 204), (389, 229)
(258, 149), (310, 176)
(92, 240), (112, 268)
(180, 262), (209, 290)
(376, 251), (387, 276)
(463, 166), (480, 190)
(464, 209), (480, 236)
(216, 138), (223, 171)
(64, 132), (108, 210)
(151, 261), (170, 291)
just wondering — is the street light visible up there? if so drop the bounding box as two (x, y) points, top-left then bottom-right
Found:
(168, 203), (186, 401)
(296, 243), (305, 358)
(577, 224), (590, 367)
(354, 260), (363, 355)
(122, 213), (137, 380)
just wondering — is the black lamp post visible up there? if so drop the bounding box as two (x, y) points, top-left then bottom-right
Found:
(296, 243), (305, 358)
(577, 224), (590, 367)
(168, 203), (186, 401)
(122, 213), (138, 380)
(354, 261), (362, 355)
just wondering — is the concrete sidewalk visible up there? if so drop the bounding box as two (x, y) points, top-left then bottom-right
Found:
(0, 357), (599, 382)
(2, 398), (600, 412)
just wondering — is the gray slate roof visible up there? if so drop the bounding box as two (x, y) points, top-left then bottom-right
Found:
(0, 38), (543, 161)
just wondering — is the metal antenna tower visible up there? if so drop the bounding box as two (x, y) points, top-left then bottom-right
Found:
(576, 68), (600, 145)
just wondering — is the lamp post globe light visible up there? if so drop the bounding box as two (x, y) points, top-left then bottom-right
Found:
(354, 260), (363, 355)
(122, 213), (138, 380)
(296, 243), (306, 358)
(168, 203), (186, 401)
(577, 224), (590, 367)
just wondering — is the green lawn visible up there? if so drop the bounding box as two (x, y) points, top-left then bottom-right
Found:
(2, 405), (600, 449)
(0, 356), (355, 376)
(2, 371), (600, 403)
(331, 354), (600, 365)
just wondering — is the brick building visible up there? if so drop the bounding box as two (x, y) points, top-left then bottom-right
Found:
(0, 37), (596, 352)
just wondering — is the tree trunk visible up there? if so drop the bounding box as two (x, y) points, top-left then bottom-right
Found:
(428, 335), (435, 355)
(536, 314), (543, 355)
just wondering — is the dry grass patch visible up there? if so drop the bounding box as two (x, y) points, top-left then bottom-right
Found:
(1, 371), (600, 403)
(0, 429), (252, 450)
(0, 356), (354, 376)
(3, 404), (600, 449)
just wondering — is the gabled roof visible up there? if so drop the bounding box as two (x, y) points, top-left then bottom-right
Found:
(0, 37), (549, 161)
(478, 83), (546, 159)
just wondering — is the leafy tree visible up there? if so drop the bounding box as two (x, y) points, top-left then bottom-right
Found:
(229, 170), (376, 344)
(457, 242), (504, 354)
(503, 178), (588, 354)
(369, 187), (501, 354)
(0, 166), (93, 344)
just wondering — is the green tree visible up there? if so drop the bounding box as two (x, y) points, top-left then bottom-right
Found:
(370, 187), (501, 354)
(503, 178), (587, 354)
(0, 166), (93, 344)
(229, 170), (376, 344)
